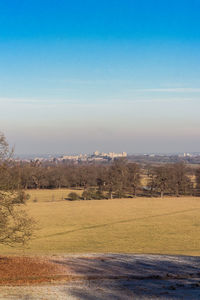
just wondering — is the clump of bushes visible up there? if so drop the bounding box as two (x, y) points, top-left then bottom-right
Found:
(82, 189), (106, 200)
(68, 192), (80, 201)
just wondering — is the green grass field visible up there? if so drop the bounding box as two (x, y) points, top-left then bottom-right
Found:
(1, 189), (200, 256)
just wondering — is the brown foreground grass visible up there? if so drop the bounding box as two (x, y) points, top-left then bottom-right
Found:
(0, 256), (69, 285)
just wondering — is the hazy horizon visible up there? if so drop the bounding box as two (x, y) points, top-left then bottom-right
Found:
(1, 1), (200, 154)
(15, 151), (197, 158)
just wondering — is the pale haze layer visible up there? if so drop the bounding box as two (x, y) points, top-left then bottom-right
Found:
(0, 0), (200, 154)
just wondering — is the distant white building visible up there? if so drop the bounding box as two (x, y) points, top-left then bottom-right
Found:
(93, 151), (127, 159)
(59, 151), (127, 162)
(94, 150), (100, 156)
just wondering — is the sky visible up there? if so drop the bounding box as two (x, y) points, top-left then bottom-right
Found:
(0, 0), (200, 155)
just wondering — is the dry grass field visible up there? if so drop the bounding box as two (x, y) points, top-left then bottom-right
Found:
(28, 188), (83, 202)
(1, 189), (200, 256)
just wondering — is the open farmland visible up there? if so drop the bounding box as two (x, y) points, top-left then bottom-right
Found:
(0, 189), (200, 256)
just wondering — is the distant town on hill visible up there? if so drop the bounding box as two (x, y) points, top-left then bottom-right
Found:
(15, 151), (200, 165)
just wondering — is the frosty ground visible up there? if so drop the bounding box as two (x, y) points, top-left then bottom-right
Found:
(0, 254), (200, 299)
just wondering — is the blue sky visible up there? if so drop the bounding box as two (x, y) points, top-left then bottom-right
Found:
(0, 0), (200, 154)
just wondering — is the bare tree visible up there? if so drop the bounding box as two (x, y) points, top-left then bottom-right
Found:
(106, 159), (128, 198)
(0, 132), (35, 247)
(170, 163), (192, 197)
(127, 163), (141, 197)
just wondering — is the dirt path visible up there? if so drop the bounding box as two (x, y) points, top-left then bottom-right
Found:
(0, 254), (200, 299)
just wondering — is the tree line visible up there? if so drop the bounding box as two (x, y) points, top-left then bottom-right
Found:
(1, 158), (200, 198)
